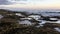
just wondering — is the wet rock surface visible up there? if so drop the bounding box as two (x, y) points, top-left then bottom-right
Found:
(0, 9), (60, 34)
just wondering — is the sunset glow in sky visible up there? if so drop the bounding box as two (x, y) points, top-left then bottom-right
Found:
(0, 0), (60, 9)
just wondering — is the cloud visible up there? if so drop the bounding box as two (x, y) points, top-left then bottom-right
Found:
(0, 0), (60, 9)
(0, 0), (60, 5)
(0, 0), (45, 5)
(0, 0), (28, 5)
(0, 0), (10, 5)
(7, 0), (28, 4)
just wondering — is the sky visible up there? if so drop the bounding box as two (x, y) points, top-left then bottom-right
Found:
(0, 0), (60, 9)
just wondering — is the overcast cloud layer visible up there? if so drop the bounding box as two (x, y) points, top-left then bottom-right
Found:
(0, 0), (10, 5)
(0, 0), (60, 9)
(0, 0), (28, 5)
(0, 0), (60, 5)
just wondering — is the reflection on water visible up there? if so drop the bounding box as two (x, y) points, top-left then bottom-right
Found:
(18, 20), (35, 26)
(1, 9), (60, 34)
(36, 20), (46, 27)
(0, 15), (3, 19)
(17, 14), (60, 27)
(18, 20), (31, 25)
(56, 20), (60, 23)
(38, 20), (60, 27)
(10, 12), (60, 27)
(18, 17), (60, 27)
(1, 11), (60, 27)
(54, 28), (60, 32)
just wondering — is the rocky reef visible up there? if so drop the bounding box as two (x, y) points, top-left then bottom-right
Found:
(0, 9), (60, 34)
